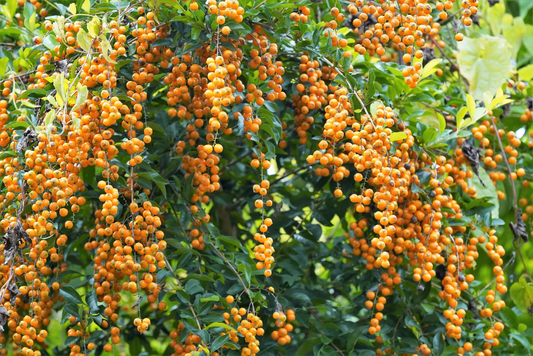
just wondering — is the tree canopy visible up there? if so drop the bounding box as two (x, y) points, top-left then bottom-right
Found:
(0, 0), (533, 355)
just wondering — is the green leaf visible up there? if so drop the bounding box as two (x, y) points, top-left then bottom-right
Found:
(0, 151), (18, 160)
(88, 17), (101, 38)
(137, 171), (167, 198)
(456, 107), (468, 130)
(390, 132), (407, 141)
(82, 0), (91, 12)
(72, 83), (88, 113)
(205, 322), (236, 331)
(433, 332), (444, 355)
(420, 58), (442, 80)
(85, 290), (99, 314)
(524, 25), (533, 56)
(511, 333), (531, 351)
(18, 88), (48, 100)
(69, 3), (77, 14)
(499, 307), (519, 330)
(53, 72), (66, 107)
(77, 29), (92, 53)
(44, 110), (57, 141)
(456, 35), (512, 100)
(200, 295), (219, 302)
(518, 64), (533, 82)
(466, 94), (476, 120)
(99, 36), (116, 64)
(184, 279), (203, 295)
(60, 286), (83, 304)
(64, 336), (80, 346)
(211, 334), (229, 352)
(0, 57), (8, 78)
(183, 173), (195, 201)
(510, 275), (533, 314)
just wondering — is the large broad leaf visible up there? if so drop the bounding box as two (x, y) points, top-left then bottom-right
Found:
(502, 15), (526, 59)
(456, 35), (512, 100)
(510, 275), (533, 314)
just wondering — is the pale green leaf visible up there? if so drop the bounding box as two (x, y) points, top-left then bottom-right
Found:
(472, 107), (487, 123)
(502, 16), (526, 59)
(0, 57), (8, 77)
(53, 73), (66, 107)
(52, 16), (66, 41)
(456, 35), (512, 100)
(420, 58), (442, 80)
(76, 29), (92, 53)
(486, 2), (505, 36)
(390, 132), (407, 141)
(44, 110), (57, 141)
(72, 83), (88, 112)
(489, 95), (513, 111)
(46, 94), (58, 108)
(88, 18), (101, 38)
(82, 0), (91, 12)
(456, 107), (468, 130)
(99, 36), (116, 64)
(68, 3), (77, 14)
(518, 64), (533, 82)
(483, 92), (493, 110)
(466, 93), (476, 119)
(524, 25), (533, 56)
(436, 113), (446, 133)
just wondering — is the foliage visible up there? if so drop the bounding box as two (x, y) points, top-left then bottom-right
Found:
(0, 0), (532, 356)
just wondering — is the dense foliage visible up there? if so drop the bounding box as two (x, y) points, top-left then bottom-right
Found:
(1, 0), (533, 355)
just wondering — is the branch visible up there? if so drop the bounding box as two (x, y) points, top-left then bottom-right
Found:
(209, 241), (255, 314)
(427, 36), (469, 89)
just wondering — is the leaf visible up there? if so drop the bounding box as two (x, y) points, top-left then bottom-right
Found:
(69, 3), (77, 14)
(499, 307), (519, 330)
(77, 29), (92, 53)
(53, 72), (66, 107)
(205, 322), (236, 331)
(59, 286), (83, 304)
(137, 171), (167, 198)
(72, 83), (88, 113)
(99, 36), (116, 64)
(510, 275), (533, 314)
(466, 94), (476, 120)
(18, 88), (48, 100)
(0, 57), (8, 78)
(0, 151), (17, 160)
(456, 107), (468, 130)
(184, 279), (203, 295)
(64, 336), (80, 346)
(502, 16), (526, 59)
(390, 132), (407, 141)
(88, 17), (101, 38)
(524, 25), (533, 57)
(456, 35), (512, 100)
(82, 0), (91, 12)
(511, 333), (531, 351)
(420, 58), (442, 80)
(44, 110), (57, 141)
(85, 290), (99, 314)
(433, 332), (444, 355)
(211, 334), (229, 352)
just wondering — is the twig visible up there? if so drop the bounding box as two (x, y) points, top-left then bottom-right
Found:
(427, 36), (469, 89)
(309, 311), (346, 356)
(270, 162), (315, 186)
(209, 241), (255, 313)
